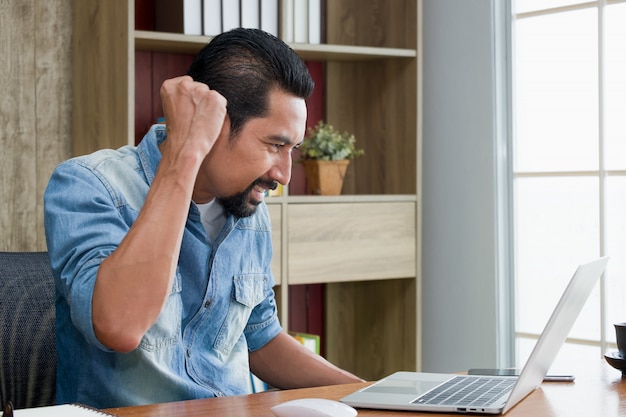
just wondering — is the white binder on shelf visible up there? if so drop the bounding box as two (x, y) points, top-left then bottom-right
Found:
(203, 0), (222, 36)
(282, 0), (295, 42)
(241, 0), (260, 29)
(293, 0), (308, 43)
(308, 0), (321, 44)
(260, 0), (279, 37)
(183, 0), (203, 35)
(222, 0), (241, 32)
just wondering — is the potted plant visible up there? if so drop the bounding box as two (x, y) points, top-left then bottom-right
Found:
(298, 121), (364, 195)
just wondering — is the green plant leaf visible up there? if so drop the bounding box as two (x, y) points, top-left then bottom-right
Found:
(298, 121), (364, 162)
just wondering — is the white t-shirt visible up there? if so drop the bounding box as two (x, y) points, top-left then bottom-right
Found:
(196, 199), (227, 243)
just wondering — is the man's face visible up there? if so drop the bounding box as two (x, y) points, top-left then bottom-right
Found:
(196, 88), (307, 217)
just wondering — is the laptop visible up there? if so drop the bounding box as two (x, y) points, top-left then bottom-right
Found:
(341, 257), (609, 414)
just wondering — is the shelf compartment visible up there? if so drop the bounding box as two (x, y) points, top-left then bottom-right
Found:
(325, 277), (417, 380)
(287, 201), (417, 284)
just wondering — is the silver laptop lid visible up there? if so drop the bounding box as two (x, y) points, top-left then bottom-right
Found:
(341, 257), (609, 415)
(502, 256), (609, 413)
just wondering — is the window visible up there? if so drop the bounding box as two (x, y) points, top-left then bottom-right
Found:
(512, 0), (626, 369)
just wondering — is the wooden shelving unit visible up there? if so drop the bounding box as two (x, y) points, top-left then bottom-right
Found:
(72, 0), (422, 380)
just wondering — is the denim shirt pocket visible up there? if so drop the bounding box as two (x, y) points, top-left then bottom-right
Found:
(214, 273), (268, 356)
(139, 273), (183, 351)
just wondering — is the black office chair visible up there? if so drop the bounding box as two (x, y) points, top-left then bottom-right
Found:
(0, 252), (56, 409)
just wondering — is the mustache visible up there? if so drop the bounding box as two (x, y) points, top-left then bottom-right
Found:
(253, 178), (278, 191)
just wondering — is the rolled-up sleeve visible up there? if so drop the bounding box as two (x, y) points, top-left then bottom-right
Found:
(44, 158), (138, 351)
(244, 274), (283, 352)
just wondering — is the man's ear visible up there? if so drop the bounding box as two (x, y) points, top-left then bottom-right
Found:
(220, 114), (235, 146)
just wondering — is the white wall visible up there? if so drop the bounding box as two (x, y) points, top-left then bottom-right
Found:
(421, 0), (513, 372)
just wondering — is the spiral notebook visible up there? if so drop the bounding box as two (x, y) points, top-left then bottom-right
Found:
(2, 404), (117, 416)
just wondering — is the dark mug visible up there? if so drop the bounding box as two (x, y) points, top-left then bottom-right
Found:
(614, 323), (626, 357)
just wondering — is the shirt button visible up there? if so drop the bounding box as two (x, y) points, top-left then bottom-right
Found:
(204, 300), (211, 308)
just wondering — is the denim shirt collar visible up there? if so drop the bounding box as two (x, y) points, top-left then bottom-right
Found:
(136, 124), (271, 232)
(138, 124), (203, 223)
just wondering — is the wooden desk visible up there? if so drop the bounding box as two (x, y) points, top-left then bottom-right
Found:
(106, 358), (626, 416)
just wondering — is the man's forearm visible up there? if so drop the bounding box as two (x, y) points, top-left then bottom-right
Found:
(249, 332), (365, 389)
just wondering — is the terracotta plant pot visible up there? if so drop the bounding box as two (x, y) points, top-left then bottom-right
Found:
(302, 159), (350, 195)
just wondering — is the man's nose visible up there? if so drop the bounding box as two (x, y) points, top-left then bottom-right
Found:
(271, 154), (292, 185)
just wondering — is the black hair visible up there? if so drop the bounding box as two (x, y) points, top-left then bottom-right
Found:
(186, 28), (314, 138)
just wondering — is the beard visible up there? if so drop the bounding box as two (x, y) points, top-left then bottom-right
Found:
(217, 178), (278, 218)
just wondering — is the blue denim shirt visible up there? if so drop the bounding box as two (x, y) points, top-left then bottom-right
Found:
(43, 125), (282, 408)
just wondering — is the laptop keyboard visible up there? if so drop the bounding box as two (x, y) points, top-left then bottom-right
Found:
(412, 376), (517, 407)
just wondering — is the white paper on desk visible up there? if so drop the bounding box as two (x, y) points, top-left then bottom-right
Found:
(9, 403), (116, 416)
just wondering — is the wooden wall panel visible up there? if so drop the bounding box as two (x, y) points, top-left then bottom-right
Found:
(72, 0), (130, 156)
(0, 0), (72, 251)
(0, 1), (36, 251)
(35, 0), (73, 249)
